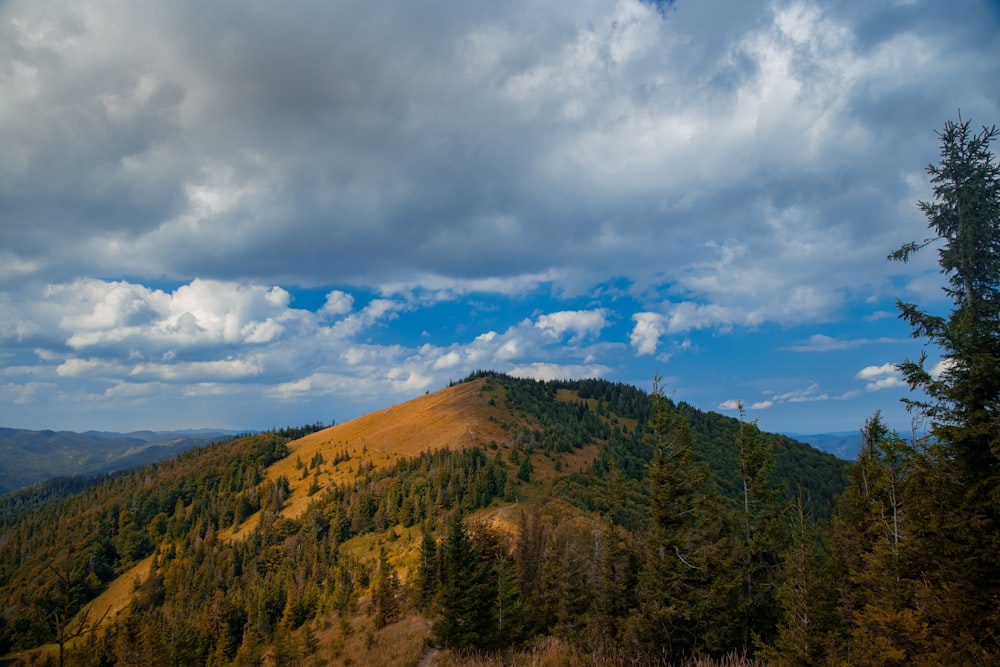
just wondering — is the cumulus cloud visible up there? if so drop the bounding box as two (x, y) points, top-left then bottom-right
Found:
(508, 363), (609, 383)
(2, 0), (992, 300)
(320, 290), (354, 316)
(719, 398), (774, 411)
(630, 312), (665, 355)
(0, 0), (995, 430)
(535, 309), (608, 340)
(855, 363), (907, 391)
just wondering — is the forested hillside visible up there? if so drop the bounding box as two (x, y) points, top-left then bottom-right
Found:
(0, 371), (848, 666)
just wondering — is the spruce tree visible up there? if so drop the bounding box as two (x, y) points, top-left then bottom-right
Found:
(414, 524), (439, 611)
(432, 513), (497, 651)
(372, 549), (401, 629)
(628, 378), (724, 662)
(829, 413), (932, 664)
(729, 407), (786, 653)
(889, 115), (1000, 661)
(760, 491), (836, 667)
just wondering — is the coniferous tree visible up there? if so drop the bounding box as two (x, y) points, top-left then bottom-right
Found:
(627, 378), (724, 662)
(433, 513), (497, 651)
(830, 413), (932, 664)
(515, 509), (548, 636)
(372, 549), (401, 629)
(888, 115), (1000, 661)
(760, 491), (836, 667)
(723, 407), (786, 653)
(414, 524), (440, 611)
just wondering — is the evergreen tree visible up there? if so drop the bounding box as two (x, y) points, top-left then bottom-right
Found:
(760, 491), (836, 667)
(830, 413), (932, 664)
(414, 523), (440, 611)
(889, 115), (1000, 661)
(371, 549), (401, 629)
(432, 513), (497, 651)
(726, 407), (786, 653)
(628, 378), (724, 662)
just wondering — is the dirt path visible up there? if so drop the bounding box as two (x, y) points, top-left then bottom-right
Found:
(417, 647), (438, 667)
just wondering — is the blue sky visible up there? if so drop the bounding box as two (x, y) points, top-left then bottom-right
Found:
(1, 0), (998, 436)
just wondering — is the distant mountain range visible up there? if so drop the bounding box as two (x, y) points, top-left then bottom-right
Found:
(0, 427), (241, 495)
(783, 431), (862, 460)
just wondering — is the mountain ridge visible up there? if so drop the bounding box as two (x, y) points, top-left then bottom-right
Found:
(0, 372), (849, 665)
(0, 427), (241, 496)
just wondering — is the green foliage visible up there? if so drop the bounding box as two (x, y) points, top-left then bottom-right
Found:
(724, 408), (787, 653)
(432, 514), (501, 651)
(0, 374), (856, 664)
(371, 550), (402, 629)
(759, 491), (837, 667)
(886, 115), (1000, 661)
(628, 379), (727, 662)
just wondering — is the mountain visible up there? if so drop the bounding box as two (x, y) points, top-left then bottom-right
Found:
(784, 431), (863, 460)
(0, 373), (849, 665)
(0, 427), (240, 495)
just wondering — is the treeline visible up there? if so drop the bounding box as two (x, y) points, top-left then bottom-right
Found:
(412, 382), (793, 662)
(465, 370), (847, 523)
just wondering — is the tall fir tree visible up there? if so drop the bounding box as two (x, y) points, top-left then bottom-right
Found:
(889, 115), (1000, 661)
(371, 548), (401, 629)
(627, 378), (726, 662)
(727, 406), (786, 653)
(432, 513), (498, 651)
(414, 523), (439, 612)
(760, 490), (837, 667)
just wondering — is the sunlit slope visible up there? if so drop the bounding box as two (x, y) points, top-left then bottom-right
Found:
(260, 378), (520, 522)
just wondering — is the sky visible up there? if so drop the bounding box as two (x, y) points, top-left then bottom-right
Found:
(1, 0), (998, 437)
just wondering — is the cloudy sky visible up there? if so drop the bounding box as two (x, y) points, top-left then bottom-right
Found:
(1, 0), (998, 436)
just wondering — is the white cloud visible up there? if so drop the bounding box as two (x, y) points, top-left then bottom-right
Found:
(663, 302), (740, 335)
(508, 362), (609, 383)
(0, 0), (994, 431)
(931, 358), (955, 379)
(783, 334), (899, 352)
(630, 312), (665, 355)
(433, 350), (463, 370)
(535, 309), (607, 340)
(855, 363), (907, 391)
(320, 290), (354, 316)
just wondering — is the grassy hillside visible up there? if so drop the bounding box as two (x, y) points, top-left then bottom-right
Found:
(0, 373), (848, 666)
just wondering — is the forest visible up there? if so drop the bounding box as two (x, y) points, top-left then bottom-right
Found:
(0, 117), (997, 666)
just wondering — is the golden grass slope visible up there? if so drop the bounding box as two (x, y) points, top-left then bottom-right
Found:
(233, 378), (521, 530)
(77, 377), (603, 639)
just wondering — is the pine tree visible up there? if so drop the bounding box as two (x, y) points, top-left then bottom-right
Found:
(889, 115), (1000, 661)
(372, 549), (401, 629)
(760, 491), (836, 667)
